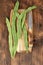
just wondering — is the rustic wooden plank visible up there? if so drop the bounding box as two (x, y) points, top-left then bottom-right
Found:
(11, 53), (20, 65)
(0, 0), (43, 65)
(0, 2), (11, 65)
(32, 0), (43, 65)
(32, 42), (43, 65)
(19, 52), (32, 65)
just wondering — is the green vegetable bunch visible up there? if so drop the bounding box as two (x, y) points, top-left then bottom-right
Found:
(6, 1), (36, 58)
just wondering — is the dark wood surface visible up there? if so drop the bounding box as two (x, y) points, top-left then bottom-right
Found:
(0, 0), (43, 65)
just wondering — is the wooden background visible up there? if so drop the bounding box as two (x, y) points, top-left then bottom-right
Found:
(0, 0), (43, 65)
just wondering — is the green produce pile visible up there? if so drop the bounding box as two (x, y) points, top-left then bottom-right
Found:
(6, 1), (36, 58)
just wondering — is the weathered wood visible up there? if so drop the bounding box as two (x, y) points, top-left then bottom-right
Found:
(0, 0), (43, 65)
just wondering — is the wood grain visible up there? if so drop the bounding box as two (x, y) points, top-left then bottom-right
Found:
(0, 0), (43, 65)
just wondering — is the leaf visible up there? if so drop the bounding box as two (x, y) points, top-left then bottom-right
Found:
(12, 0), (19, 37)
(26, 6), (37, 13)
(17, 16), (22, 38)
(21, 6), (37, 29)
(6, 18), (11, 33)
(13, 34), (18, 56)
(23, 25), (28, 51)
(14, 0), (19, 12)
(16, 12), (20, 17)
(6, 18), (13, 57)
(11, 1), (19, 56)
(22, 13), (26, 29)
(12, 12), (18, 56)
(17, 10), (26, 38)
